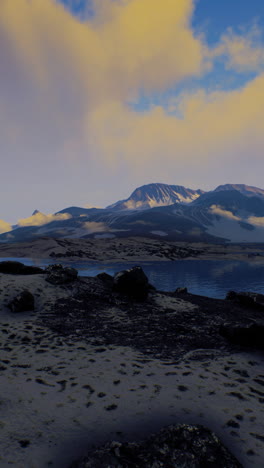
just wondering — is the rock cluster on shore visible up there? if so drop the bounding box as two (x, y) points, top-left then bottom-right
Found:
(71, 424), (242, 468)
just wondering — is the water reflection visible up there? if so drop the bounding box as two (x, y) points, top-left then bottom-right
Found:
(1, 257), (264, 299)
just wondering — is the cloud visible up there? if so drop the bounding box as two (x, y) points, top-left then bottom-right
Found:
(210, 205), (241, 221)
(83, 204), (102, 209)
(17, 212), (72, 227)
(0, 0), (264, 211)
(247, 216), (264, 227)
(0, 0), (205, 103)
(83, 221), (110, 233)
(87, 73), (264, 175)
(211, 26), (264, 73)
(83, 221), (130, 234)
(0, 220), (12, 234)
(0, 0), (209, 183)
(209, 208), (264, 228)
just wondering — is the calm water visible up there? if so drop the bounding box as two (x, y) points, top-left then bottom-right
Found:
(1, 257), (264, 299)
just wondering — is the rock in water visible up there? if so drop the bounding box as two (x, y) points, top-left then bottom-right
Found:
(45, 264), (78, 285)
(0, 261), (43, 275)
(8, 290), (35, 312)
(71, 424), (242, 468)
(113, 266), (149, 300)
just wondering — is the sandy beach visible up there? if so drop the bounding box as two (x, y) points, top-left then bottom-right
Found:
(1, 270), (264, 467)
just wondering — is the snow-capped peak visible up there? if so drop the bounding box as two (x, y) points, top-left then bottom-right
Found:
(107, 183), (204, 211)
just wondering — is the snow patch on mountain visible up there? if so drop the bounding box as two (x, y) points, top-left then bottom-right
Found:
(206, 217), (264, 243)
(151, 230), (168, 236)
(108, 183), (204, 211)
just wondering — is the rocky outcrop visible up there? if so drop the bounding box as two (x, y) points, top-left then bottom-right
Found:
(220, 321), (264, 349)
(0, 261), (43, 275)
(226, 291), (264, 309)
(45, 264), (78, 285)
(8, 290), (35, 312)
(113, 266), (149, 301)
(71, 424), (242, 468)
(175, 287), (188, 294)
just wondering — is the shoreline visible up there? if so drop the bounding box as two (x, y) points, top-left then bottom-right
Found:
(1, 237), (264, 263)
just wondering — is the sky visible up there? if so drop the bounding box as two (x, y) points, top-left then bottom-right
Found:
(0, 0), (264, 225)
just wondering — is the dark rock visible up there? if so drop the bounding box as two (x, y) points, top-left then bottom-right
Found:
(8, 290), (34, 312)
(97, 272), (114, 284)
(226, 290), (264, 309)
(220, 321), (264, 349)
(19, 440), (30, 448)
(71, 424), (242, 468)
(0, 261), (43, 275)
(113, 266), (149, 301)
(175, 287), (188, 294)
(225, 291), (237, 300)
(45, 264), (78, 285)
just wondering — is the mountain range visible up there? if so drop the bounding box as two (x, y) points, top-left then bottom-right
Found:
(1, 183), (264, 243)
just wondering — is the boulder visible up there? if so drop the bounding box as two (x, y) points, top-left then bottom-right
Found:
(71, 424), (242, 468)
(96, 272), (114, 285)
(226, 290), (264, 309)
(113, 266), (149, 300)
(45, 264), (78, 285)
(175, 287), (188, 294)
(0, 261), (43, 275)
(220, 321), (264, 349)
(8, 290), (35, 313)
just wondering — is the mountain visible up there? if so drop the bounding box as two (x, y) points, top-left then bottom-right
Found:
(190, 189), (264, 242)
(192, 190), (264, 216)
(1, 182), (264, 244)
(214, 184), (264, 199)
(56, 206), (102, 217)
(0, 205), (221, 244)
(107, 183), (204, 211)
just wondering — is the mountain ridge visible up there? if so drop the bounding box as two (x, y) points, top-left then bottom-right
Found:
(1, 182), (264, 244)
(107, 183), (204, 211)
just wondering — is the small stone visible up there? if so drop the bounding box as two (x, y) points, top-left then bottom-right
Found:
(19, 440), (30, 448)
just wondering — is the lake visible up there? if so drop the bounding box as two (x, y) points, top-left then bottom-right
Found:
(1, 257), (264, 299)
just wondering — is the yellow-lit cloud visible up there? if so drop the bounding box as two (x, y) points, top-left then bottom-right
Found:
(0, 0), (264, 194)
(210, 210), (264, 228)
(209, 205), (241, 221)
(247, 216), (264, 227)
(87, 73), (264, 174)
(0, 0), (204, 102)
(17, 212), (72, 227)
(0, 220), (12, 234)
(83, 204), (102, 209)
(83, 221), (110, 233)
